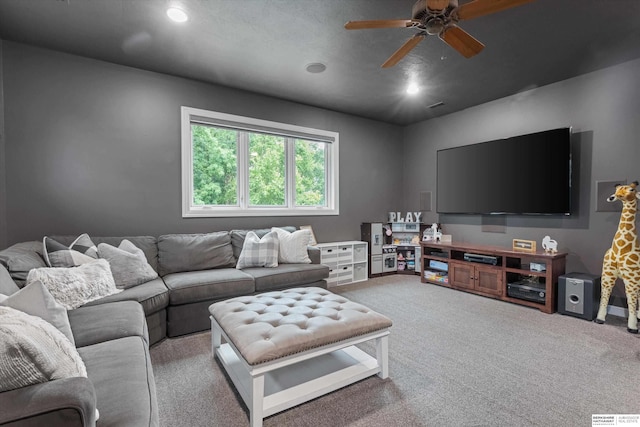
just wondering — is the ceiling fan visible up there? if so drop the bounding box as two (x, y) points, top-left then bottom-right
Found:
(345, 0), (534, 68)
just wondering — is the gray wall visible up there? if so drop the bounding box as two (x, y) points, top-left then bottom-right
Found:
(3, 41), (639, 307)
(0, 40), (6, 249)
(402, 57), (640, 306)
(1, 42), (402, 245)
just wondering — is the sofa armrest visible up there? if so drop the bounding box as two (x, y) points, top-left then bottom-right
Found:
(307, 246), (321, 264)
(0, 377), (97, 427)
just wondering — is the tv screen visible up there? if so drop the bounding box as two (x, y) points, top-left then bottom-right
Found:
(436, 128), (571, 215)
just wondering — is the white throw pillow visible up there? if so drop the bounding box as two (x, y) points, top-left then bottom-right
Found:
(97, 239), (158, 289)
(0, 306), (87, 393)
(236, 231), (279, 269)
(270, 227), (311, 264)
(0, 280), (75, 345)
(26, 259), (121, 310)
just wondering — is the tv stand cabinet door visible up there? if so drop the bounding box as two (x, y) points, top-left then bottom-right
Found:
(449, 261), (475, 291)
(475, 265), (503, 296)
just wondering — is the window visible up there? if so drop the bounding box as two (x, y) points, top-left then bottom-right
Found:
(181, 106), (339, 217)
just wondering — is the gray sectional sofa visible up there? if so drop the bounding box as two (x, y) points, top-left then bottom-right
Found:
(0, 227), (329, 427)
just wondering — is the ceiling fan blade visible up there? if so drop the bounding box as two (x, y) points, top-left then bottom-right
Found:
(457, 0), (534, 21)
(382, 33), (426, 68)
(439, 26), (485, 58)
(427, 0), (450, 11)
(345, 19), (417, 30)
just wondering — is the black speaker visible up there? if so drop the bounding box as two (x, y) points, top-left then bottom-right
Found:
(558, 272), (601, 320)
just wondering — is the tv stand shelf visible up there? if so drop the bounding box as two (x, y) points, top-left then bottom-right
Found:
(420, 241), (567, 313)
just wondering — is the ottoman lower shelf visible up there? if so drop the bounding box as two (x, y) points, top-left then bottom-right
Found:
(208, 287), (393, 427)
(212, 318), (389, 427)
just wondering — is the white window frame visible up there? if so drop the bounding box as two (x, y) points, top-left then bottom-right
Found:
(181, 106), (339, 217)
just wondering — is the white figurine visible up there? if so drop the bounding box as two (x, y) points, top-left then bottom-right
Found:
(422, 227), (433, 241)
(423, 223), (444, 242)
(430, 223), (442, 242)
(542, 235), (558, 253)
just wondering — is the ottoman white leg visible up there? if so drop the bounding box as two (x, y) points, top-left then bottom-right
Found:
(250, 374), (265, 427)
(211, 316), (221, 356)
(376, 335), (389, 379)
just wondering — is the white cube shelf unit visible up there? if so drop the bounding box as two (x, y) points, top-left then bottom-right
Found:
(316, 241), (368, 287)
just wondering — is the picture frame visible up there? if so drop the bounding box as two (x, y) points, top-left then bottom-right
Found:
(512, 239), (536, 253)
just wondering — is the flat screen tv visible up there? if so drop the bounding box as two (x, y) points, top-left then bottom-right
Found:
(436, 128), (571, 215)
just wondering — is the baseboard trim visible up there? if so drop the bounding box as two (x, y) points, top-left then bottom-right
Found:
(607, 305), (627, 318)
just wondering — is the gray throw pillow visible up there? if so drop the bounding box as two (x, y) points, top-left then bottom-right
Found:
(43, 236), (95, 268)
(0, 241), (48, 286)
(69, 233), (98, 258)
(0, 264), (19, 295)
(97, 240), (158, 289)
(236, 231), (279, 269)
(0, 280), (75, 345)
(0, 306), (87, 393)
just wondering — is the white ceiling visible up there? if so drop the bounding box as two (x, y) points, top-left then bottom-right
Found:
(1, 0), (640, 125)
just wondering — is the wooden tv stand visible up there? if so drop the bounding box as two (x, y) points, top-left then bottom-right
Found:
(420, 241), (567, 313)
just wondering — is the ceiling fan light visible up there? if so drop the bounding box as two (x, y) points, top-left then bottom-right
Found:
(425, 17), (444, 35)
(167, 7), (188, 23)
(406, 83), (420, 95)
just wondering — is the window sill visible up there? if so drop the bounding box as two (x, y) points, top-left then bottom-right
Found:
(182, 206), (339, 218)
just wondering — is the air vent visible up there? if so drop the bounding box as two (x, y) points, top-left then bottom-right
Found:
(427, 101), (444, 109)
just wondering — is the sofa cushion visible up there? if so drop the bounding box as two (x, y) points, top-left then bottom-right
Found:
(0, 306), (87, 393)
(1, 280), (75, 345)
(163, 269), (254, 305)
(97, 240), (158, 289)
(146, 309), (167, 346)
(26, 259), (122, 310)
(166, 300), (213, 338)
(0, 241), (47, 286)
(43, 236), (96, 268)
(78, 336), (158, 427)
(158, 232), (235, 276)
(244, 263), (330, 292)
(271, 227), (312, 264)
(83, 277), (169, 316)
(48, 235), (159, 273)
(69, 301), (148, 348)
(0, 264), (19, 295)
(236, 231), (279, 269)
(230, 226), (295, 260)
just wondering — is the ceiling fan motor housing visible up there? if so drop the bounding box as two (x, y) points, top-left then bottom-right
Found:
(412, 0), (459, 34)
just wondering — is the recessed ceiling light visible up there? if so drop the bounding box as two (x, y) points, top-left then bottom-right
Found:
(406, 83), (420, 95)
(306, 63), (327, 73)
(167, 7), (188, 23)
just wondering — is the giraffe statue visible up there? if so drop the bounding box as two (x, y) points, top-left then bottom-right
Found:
(595, 181), (640, 333)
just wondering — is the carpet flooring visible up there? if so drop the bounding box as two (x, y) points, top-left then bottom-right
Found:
(150, 275), (640, 426)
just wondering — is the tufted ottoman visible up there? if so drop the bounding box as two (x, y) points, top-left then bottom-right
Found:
(209, 287), (392, 427)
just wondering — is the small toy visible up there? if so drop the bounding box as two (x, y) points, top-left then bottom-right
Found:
(423, 223), (443, 242)
(541, 236), (558, 253)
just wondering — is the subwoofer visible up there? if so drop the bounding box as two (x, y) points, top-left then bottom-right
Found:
(558, 273), (601, 321)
